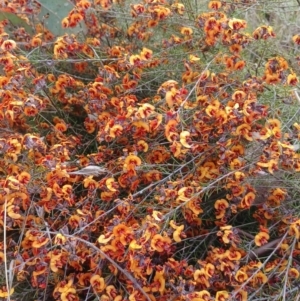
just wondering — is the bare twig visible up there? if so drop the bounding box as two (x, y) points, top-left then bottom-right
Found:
(3, 198), (11, 301)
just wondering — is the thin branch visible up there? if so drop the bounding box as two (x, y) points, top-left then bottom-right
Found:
(3, 198), (11, 301)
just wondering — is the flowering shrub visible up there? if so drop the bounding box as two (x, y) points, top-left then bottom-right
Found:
(0, 0), (300, 300)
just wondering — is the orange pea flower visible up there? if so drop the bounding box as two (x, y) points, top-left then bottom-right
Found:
(112, 224), (133, 246)
(292, 34), (300, 45)
(131, 4), (145, 17)
(289, 220), (300, 239)
(129, 239), (142, 250)
(232, 90), (246, 101)
(187, 198), (203, 215)
(194, 269), (210, 288)
(55, 281), (78, 301)
(151, 234), (172, 252)
(122, 73), (138, 90)
(268, 188), (286, 205)
(215, 199), (229, 211)
(55, 122), (68, 132)
(18, 171), (31, 184)
(98, 233), (113, 244)
(137, 103), (155, 118)
(170, 220), (185, 242)
(124, 154), (142, 172)
(90, 275), (106, 293)
(0, 39), (17, 51)
(129, 54), (142, 66)
(254, 231), (270, 247)
(235, 269), (248, 283)
(177, 186), (194, 202)
(180, 27), (193, 36)
(54, 233), (67, 245)
(219, 225), (234, 244)
(140, 47), (153, 60)
(289, 268), (300, 279)
(233, 289), (247, 301)
(228, 18), (247, 30)
(24, 105), (39, 116)
(287, 73), (299, 85)
(252, 271), (268, 286)
(171, 3), (185, 15)
(189, 54), (200, 63)
(187, 290), (211, 301)
(253, 25), (275, 40)
(7, 201), (22, 219)
(216, 291), (229, 301)
(48, 251), (66, 272)
(109, 124), (123, 139)
(137, 140), (149, 152)
(132, 121), (150, 138)
(205, 99), (220, 117)
(152, 269), (165, 294)
(240, 191), (256, 208)
(205, 263), (215, 278)
(208, 1), (222, 10)
(235, 123), (253, 141)
(0, 287), (14, 298)
(106, 177), (118, 192)
(257, 159), (278, 174)
(180, 131), (192, 148)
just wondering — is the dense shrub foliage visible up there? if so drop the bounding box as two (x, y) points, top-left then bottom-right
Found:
(0, 0), (300, 300)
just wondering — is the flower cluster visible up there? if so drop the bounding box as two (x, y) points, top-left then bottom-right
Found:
(0, 0), (299, 300)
